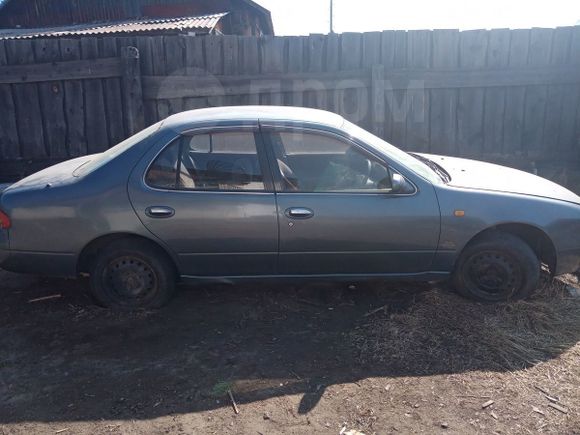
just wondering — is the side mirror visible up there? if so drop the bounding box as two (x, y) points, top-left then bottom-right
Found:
(391, 172), (414, 194)
(391, 173), (405, 192)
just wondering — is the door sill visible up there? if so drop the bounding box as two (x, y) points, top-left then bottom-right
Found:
(180, 271), (450, 285)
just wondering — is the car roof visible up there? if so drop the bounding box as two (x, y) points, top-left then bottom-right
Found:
(162, 106), (345, 130)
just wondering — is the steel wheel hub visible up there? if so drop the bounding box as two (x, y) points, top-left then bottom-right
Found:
(105, 256), (157, 300)
(465, 251), (522, 299)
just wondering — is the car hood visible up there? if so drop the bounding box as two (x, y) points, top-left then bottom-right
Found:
(4, 155), (96, 193)
(418, 153), (580, 205)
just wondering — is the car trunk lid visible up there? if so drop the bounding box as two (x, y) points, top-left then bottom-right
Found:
(3, 155), (95, 194)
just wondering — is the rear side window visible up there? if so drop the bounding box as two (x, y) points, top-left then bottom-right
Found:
(145, 131), (265, 191)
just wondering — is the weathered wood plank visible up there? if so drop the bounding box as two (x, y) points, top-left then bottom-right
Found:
(222, 34), (240, 106)
(100, 37), (125, 146)
(371, 65), (386, 137)
(361, 32), (382, 130)
(238, 35), (260, 105)
(543, 27), (572, 151)
(406, 29), (431, 152)
(339, 33), (364, 124)
(388, 30), (408, 147)
(503, 29), (530, 155)
(144, 72), (370, 100)
(204, 35), (226, 107)
(183, 35), (208, 110)
(430, 29), (459, 156)
(121, 46), (145, 136)
(285, 36), (304, 106)
(136, 36), (160, 124)
(0, 40), (20, 158)
(522, 28), (553, 157)
(5, 39), (46, 159)
(380, 30), (396, 140)
(483, 28), (510, 154)
(164, 35), (185, 114)
(0, 56), (121, 84)
(303, 34), (326, 109)
(33, 38), (67, 158)
(457, 29), (488, 158)
(59, 38), (86, 157)
(80, 37), (108, 153)
(559, 26), (580, 154)
(259, 36), (284, 105)
(142, 65), (580, 100)
(150, 36), (169, 119)
(325, 33), (340, 113)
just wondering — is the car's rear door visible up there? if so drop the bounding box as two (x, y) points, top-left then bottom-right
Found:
(261, 124), (441, 276)
(128, 124), (279, 277)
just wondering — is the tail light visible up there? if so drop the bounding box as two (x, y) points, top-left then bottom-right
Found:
(0, 210), (10, 229)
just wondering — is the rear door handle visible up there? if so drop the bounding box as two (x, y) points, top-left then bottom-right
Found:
(146, 206), (175, 218)
(285, 207), (314, 219)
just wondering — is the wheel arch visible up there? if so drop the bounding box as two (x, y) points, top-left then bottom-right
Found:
(456, 223), (557, 275)
(77, 233), (180, 277)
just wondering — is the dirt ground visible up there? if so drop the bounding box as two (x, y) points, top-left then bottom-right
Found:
(1, 270), (579, 435)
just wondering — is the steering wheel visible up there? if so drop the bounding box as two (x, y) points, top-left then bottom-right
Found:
(345, 148), (372, 187)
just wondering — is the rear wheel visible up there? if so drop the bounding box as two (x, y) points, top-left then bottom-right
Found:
(90, 239), (176, 310)
(452, 232), (540, 302)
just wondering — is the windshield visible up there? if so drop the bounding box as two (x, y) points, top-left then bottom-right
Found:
(73, 121), (163, 177)
(343, 121), (443, 184)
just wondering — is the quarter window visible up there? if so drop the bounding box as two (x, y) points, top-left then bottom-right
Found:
(146, 131), (265, 191)
(269, 130), (394, 193)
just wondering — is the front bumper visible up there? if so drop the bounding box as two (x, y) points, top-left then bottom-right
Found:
(556, 248), (580, 276)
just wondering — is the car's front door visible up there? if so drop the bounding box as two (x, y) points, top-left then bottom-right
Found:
(128, 125), (279, 277)
(262, 125), (441, 276)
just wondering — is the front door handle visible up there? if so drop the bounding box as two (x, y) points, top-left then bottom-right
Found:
(285, 207), (314, 219)
(146, 206), (175, 218)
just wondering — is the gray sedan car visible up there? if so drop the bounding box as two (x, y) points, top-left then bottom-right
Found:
(1, 106), (580, 309)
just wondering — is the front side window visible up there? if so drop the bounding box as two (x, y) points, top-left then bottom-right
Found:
(146, 131), (265, 191)
(269, 130), (395, 193)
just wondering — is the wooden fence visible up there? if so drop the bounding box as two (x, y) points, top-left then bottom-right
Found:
(1, 27), (580, 181)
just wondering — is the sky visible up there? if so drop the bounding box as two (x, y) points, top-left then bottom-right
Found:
(254, 0), (580, 35)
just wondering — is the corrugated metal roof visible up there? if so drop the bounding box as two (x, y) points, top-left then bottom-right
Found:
(0, 12), (228, 39)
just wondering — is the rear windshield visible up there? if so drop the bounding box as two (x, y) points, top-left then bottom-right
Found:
(73, 121), (163, 177)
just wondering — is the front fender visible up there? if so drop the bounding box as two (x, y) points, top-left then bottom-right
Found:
(432, 185), (580, 274)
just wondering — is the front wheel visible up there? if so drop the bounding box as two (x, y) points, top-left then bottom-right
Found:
(90, 239), (176, 310)
(452, 232), (540, 302)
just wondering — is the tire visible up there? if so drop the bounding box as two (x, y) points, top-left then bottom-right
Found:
(89, 239), (176, 310)
(452, 232), (540, 302)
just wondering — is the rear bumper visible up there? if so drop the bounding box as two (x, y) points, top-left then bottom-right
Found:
(0, 230), (8, 266)
(556, 248), (580, 276)
(0, 250), (77, 277)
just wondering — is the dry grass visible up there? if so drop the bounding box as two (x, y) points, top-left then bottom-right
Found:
(349, 277), (580, 433)
(353, 277), (580, 372)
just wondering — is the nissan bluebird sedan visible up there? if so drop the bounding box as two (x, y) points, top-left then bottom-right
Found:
(1, 106), (580, 309)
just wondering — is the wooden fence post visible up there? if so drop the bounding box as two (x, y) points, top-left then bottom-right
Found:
(371, 65), (386, 138)
(121, 46), (145, 135)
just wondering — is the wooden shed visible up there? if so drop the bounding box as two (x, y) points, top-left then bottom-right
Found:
(0, 0), (274, 36)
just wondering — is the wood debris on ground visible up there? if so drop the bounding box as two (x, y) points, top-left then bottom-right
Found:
(532, 406), (545, 415)
(363, 305), (389, 317)
(28, 294), (62, 303)
(548, 402), (568, 414)
(227, 389), (240, 414)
